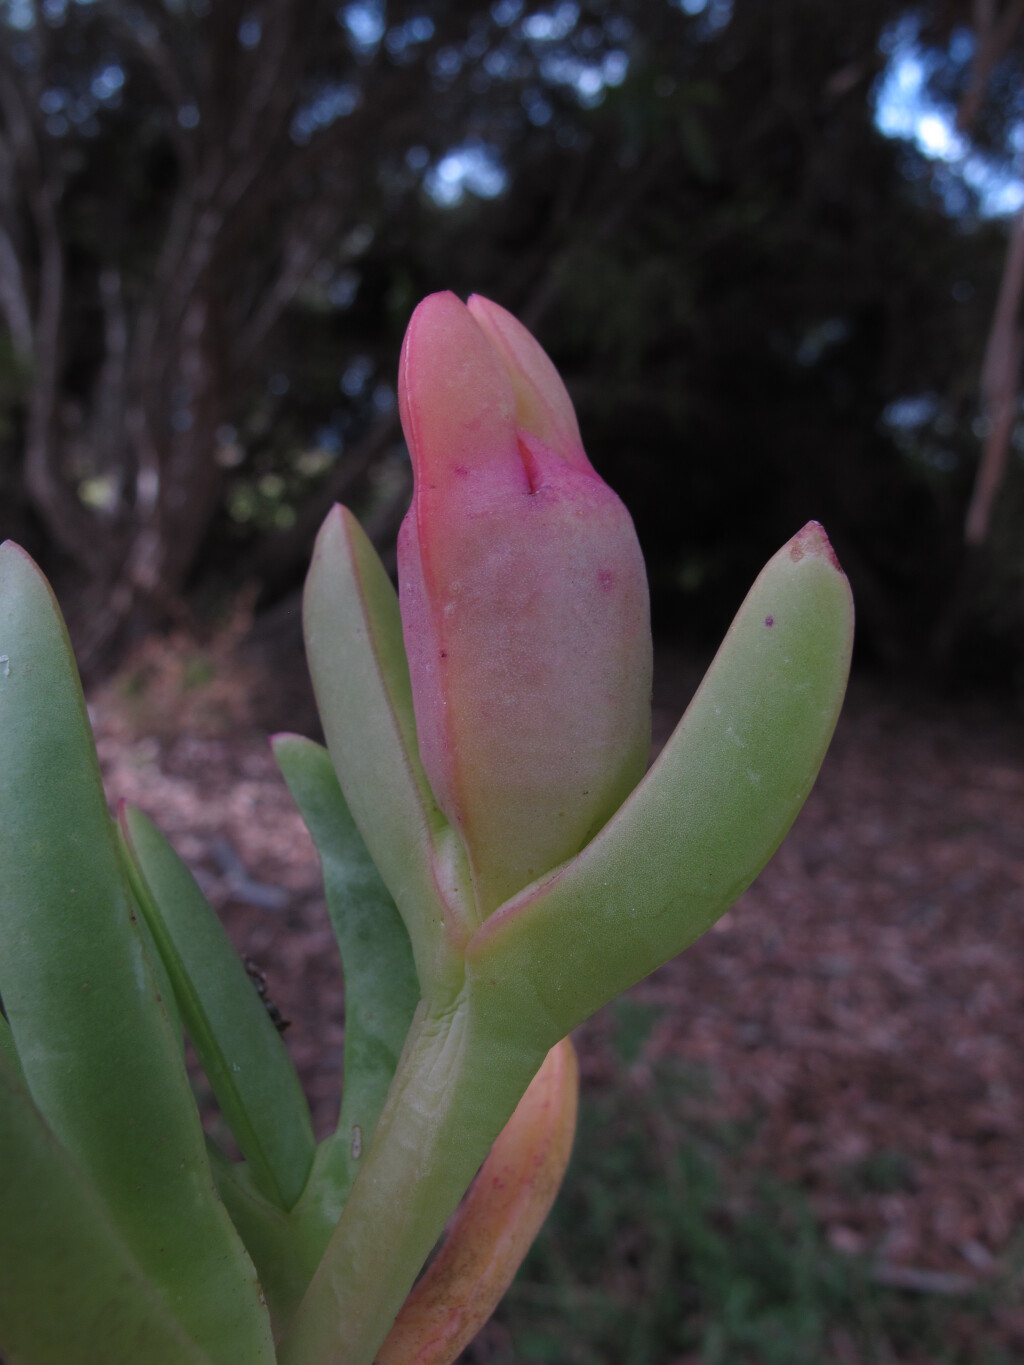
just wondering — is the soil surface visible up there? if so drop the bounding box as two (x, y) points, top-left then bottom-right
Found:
(89, 642), (1024, 1344)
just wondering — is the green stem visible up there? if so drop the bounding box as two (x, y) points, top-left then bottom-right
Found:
(277, 993), (546, 1365)
(208, 1143), (335, 1339)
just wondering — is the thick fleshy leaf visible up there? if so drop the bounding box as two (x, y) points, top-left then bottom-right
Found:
(466, 523), (854, 1046)
(398, 289), (526, 502)
(208, 1142), (325, 1337)
(129, 876), (185, 1048)
(303, 505), (471, 996)
(0, 1052), (213, 1365)
(0, 1013), (24, 1082)
(278, 1000), (548, 1365)
(0, 542), (275, 1365)
(397, 293), (652, 917)
(119, 804), (316, 1210)
(274, 734), (419, 1219)
(466, 293), (586, 471)
(375, 1037), (578, 1365)
(283, 522), (850, 1365)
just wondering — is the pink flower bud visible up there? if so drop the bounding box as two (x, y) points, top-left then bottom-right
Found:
(397, 292), (652, 917)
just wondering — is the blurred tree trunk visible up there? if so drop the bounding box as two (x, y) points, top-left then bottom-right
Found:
(964, 204), (1024, 547)
(0, 0), (450, 667)
(957, 0), (1024, 550)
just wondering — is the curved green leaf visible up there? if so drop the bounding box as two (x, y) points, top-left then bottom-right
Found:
(0, 541), (275, 1365)
(466, 523), (854, 1045)
(303, 506), (470, 997)
(274, 734), (419, 1220)
(0, 1052), (213, 1365)
(119, 804), (316, 1210)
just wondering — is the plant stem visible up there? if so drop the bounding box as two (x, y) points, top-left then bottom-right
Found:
(277, 992), (545, 1365)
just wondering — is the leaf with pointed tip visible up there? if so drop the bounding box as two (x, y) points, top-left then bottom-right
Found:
(274, 734), (419, 1221)
(119, 804), (316, 1210)
(0, 1051), (215, 1365)
(303, 507), (470, 996)
(375, 1037), (578, 1365)
(467, 523), (854, 1046)
(0, 541), (275, 1365)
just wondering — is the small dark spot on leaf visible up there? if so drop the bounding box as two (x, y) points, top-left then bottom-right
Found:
(765, 615), (774, 627)
(245, 957), (291, 1034)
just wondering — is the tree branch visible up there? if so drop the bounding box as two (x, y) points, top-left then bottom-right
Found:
(957, 0), (1024, 133)
(965, 203), (1024, 545)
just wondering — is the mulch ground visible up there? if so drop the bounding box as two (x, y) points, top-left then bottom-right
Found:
(89, 643), (1024, 1334)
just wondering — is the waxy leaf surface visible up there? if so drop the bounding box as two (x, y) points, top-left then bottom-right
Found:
(0, 1053), (214, 1365)
(0, 542), (275, 1365)
(119, 804), (316, 1209)
(467, 524), (854, 1046)
(275, 735), (419, 1218)
(397, 293), (652, 916)
(303, 507), (471, 996)
(376, 1037), (578, 1365)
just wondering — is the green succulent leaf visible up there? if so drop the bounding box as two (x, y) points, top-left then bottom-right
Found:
(0, 1012), (24, 1082)
(466, 523), (855, 1045)
(0, 542), (275, 1365)
(118, 804), (316, 1210)
(278, 998), (546, 1365)
(303, 507), (471, 998)
(0, 1051), (214, 1365)
(274, 734), (420, 1220)
(281, 522), (853, 1365)
(208, 1140), (323, 1337)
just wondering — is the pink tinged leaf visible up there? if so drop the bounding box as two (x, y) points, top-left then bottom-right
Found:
(398, 289), (527, 506)
(375, 1037), (579, 1365)
(466, 294), (589, 471)
(397, 293), (653, 917)
(463, 521), (855, 1042)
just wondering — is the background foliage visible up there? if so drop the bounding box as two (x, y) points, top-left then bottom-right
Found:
(1, 0), (1023, 683)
